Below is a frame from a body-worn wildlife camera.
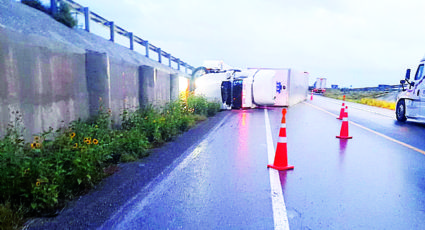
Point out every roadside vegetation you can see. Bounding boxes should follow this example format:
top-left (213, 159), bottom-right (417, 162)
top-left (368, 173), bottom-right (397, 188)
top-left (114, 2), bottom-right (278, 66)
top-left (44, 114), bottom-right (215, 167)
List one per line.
top-left (0, 94), bottom-right (221, 229)
top-left (323, 89), bottom-right (397, 110)
top-left (21, 0), bottom-right (77, 28)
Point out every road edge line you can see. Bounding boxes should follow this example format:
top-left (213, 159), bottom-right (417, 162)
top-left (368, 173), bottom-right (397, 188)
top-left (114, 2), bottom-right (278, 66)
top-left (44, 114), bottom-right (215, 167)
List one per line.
top-left (264, 108), bottom-right (290, 230)
top-left (304, 102), bottom-right (425, 156)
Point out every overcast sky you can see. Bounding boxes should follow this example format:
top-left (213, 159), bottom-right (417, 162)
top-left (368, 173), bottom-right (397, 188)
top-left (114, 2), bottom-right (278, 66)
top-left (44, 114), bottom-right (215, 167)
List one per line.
top-left (43, 0), bottom-right (425, 87)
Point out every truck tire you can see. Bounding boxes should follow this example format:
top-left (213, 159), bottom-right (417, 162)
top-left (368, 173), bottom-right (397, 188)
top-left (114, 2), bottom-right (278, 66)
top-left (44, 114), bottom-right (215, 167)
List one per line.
top-left (396, 99), bottom-right (407, 122)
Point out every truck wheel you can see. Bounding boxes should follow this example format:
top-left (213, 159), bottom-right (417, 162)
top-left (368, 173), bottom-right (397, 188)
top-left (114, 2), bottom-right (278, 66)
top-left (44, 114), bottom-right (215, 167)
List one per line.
top-left (396, 99), bottom-right (407, 122)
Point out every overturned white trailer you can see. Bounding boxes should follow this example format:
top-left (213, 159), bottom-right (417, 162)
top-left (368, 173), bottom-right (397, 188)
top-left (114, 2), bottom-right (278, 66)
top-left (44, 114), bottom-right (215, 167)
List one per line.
top-left (194, 67), bottom-right (309, 109)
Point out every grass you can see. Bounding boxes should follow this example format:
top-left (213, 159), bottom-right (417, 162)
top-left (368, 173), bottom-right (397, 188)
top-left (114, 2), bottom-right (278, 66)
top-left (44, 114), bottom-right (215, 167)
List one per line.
top-left (21, 0), bottom-right (77, 28)
top-left (323, 89), bottom-right (396, 110)
top-left (0, 93), bottom-right (221, 229)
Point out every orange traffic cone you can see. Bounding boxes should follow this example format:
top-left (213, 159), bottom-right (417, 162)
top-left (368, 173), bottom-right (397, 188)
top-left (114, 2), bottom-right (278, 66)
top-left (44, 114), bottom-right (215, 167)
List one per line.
top-left (336, 105), bottom-right (352, 139)
top-left (310, 91), bottom-right (313, 100)
top-left (268, 108), bottom-right (294, 171)
top-left (337, 95), bottom-right (346, 120)
top-left (343, 105), bottom-right (348, 118)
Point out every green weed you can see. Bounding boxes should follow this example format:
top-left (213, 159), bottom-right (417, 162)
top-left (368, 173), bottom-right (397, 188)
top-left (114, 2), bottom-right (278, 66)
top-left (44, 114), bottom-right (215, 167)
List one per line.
top-left (0, 94), bottom-right (221, 228)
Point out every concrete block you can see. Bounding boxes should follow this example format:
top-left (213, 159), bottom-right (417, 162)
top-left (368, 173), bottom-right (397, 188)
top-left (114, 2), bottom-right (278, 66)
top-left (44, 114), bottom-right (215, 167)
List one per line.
top-left (86, 50), bottom-right (111, 117)
top-left (109, 58), bottom-right (139, 125)
top-left (139, 65), bottom-right (171, 108)
top-left (170, 74), bottom-right (179, 101)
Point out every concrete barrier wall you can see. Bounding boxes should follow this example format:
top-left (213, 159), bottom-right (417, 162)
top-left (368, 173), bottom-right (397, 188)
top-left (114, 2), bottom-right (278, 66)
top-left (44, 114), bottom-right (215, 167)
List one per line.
top-left (0, 27), bottom-right (89, 139)
top-left (0, 26), bottom-right (181, 139)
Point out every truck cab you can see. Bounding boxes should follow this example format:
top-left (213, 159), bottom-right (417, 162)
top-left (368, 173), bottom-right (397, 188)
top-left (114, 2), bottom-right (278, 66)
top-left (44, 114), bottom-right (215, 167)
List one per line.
top-left (396, 55), bottom-right (425, 122)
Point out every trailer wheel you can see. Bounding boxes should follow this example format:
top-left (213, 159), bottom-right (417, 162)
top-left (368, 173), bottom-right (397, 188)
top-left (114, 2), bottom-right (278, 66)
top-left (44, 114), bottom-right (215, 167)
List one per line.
top-left (396, 99), bottom-right (407, 122)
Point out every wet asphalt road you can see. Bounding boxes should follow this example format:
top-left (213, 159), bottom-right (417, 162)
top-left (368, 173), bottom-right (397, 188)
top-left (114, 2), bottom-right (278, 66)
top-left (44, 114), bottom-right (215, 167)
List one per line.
top-left (281, 96), bottom-right (425, 229)
top-left (101, 109), bottom-right (275, 229)
top-left (28, 96), bottom-right (425, 229)
top-left (111, 96), bottom-right (425, 229)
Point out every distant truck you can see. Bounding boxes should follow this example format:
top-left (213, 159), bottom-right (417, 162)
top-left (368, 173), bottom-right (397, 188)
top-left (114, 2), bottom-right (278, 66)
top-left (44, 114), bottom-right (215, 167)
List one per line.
top-left (194, 67), bottom-right (309, 109)
top-left (396, 54), bottom-right (425, 122)
top-left (313, 78), bottom-right (327, 94)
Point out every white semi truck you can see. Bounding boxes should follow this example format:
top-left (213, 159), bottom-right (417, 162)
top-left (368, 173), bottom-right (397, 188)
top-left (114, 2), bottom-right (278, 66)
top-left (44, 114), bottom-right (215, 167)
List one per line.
top-left (194, 67), bottom-right (309, 109)
top-left (313, 78), bottom-right (327, 94)
top-left (396, 55), bottom-right (425, 122)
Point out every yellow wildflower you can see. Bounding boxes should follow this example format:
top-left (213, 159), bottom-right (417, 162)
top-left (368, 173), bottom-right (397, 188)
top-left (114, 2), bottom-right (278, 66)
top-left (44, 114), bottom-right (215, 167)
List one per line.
top-left (93, 139), bottom-right (99, 145)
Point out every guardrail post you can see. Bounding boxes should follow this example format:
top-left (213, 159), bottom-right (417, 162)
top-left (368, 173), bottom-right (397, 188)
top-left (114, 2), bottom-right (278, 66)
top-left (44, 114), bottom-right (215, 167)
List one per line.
top-left (145, 40), bottom-right (149, 58)
top-left (157, 48), bottom-right (162, 63)
top-left (50, 0), bottom-right (57, 15)
top-left (177, 59), bottom-right (181, 71)
top-left (109, 21), bottom-right (115, 42)
top-left (168, 54), bottom-right (172, 67)
top-left (129, 32), bottom-right (134, 50)
top-left (84, 7), bottom-right (90, 32)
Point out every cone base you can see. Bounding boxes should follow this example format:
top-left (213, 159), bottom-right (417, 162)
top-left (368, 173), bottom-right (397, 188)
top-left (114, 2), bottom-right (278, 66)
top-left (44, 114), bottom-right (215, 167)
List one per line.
top-left (267, 164), bottom-right (294, 171)
top-left (336, 135), bottom-right (352, 139)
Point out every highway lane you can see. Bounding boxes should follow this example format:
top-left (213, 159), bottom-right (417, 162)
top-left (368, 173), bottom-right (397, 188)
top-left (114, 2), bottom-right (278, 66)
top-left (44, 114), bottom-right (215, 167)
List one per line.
top-left (274, 97), bottom-right (425, 229)
top-left (100, 96), bottom-right (425, 229)
top-left (309, 95), bottom-right (425, 153)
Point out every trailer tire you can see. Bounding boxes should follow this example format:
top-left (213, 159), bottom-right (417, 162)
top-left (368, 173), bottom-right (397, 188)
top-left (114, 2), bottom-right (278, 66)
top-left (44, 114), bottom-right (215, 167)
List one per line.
top-left (396, 99), bottom-right (407, 122)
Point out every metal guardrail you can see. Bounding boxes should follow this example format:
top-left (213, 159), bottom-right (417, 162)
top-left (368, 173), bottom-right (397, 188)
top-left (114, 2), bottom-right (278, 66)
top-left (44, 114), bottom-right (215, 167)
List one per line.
top-left (45, 0), bottom-right (194, 74)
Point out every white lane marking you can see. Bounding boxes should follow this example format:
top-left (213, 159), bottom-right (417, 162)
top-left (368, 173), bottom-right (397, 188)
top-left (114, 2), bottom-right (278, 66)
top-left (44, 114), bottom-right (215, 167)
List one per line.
top-left (264, 109), bottom-right (290, 230)
top-left (304, 102), bottom-right (425, 156)
top-left (98, 113), bottom-right (231, 229)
